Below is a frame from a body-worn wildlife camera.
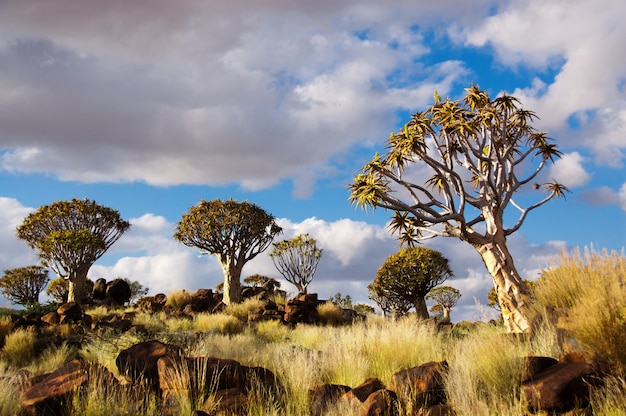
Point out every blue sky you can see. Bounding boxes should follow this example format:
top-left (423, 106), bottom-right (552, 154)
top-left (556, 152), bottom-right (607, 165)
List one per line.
top-left (1, 0), bottom-right (625, 321)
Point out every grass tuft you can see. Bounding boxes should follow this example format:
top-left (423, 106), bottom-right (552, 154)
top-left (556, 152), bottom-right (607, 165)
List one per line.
top-left (3, 327), bottom-right (37, 367)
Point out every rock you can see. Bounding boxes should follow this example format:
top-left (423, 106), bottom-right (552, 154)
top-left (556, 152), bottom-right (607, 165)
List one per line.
top-left (389, 361), bottom-right (448, 407)
top-left (357, 389), bottom-right (400, 416)
top-left (40, 312), bottom-right (60, 325)
top-left (57, 302), bottom-right (83, 323)
top-left (309, 383), bottom-right (351, 416)
top-left (345, 378), bottom-right (386, 403)
top-left (522, 356), bottom-right (559, 382)
top-left (116, 340), bottom-right (180, 384)
top-left (21, 359), bottom-right (88, 416)
top-left (284, 294), bottom-right (321, 325)
top-left (92, 278), bottom-right (107, 301)
top-left (521, 360), bottom-right (596, 413)
top-left (106, 278), bottom-right (131, 306)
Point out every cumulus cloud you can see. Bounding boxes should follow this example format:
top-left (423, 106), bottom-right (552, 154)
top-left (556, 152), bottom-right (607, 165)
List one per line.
top-left (460, 0), bottom-right (626, 138)
top-left (0, 0), bottom-right (483, 192)
top-left (0, 197), bottom-right (38, 270)
top-left (619, 183), bottom-right (626, 212)
top-left (548, 152), bottom-right (590, 188)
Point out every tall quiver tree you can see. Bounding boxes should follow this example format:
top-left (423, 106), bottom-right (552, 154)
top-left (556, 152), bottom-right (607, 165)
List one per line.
top-left (270, 233), bottom-right (323, 295)
top-left (16, 198), bottom-right (130, 303)
top-left (350, 85), bottom-right (568, 333)
top-left (174, 199), bottom-right (282, 305)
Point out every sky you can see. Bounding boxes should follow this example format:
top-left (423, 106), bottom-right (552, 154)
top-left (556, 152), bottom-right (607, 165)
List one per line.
top-left (1, 0), bottom-right (625, 321)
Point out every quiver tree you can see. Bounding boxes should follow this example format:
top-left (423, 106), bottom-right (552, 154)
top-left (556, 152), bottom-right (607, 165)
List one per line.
top-left (350, 85), bottom-right (568, 333)
top-left (16, 198), bottom-right (130, 303)
top-left (369, 246), bottom-right (453, 319)
top-left (427, 286), bottom-right (461, 322)
top-left (174, 199), bottom-right (282, 305)
top-left (0, 266), bottom-right (49, 307)
top-left (270, 233), bottom-right (323, 295)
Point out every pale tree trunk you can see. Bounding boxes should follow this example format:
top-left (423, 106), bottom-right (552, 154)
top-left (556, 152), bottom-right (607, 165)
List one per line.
top-left (442, 307), bottom-right (451, 322)
top-left (67, 269), bottom-right (89, 304)
top-left (476, 236), bottom-right (535, 333)
top-left (221, 261), bottom-right (243, 305)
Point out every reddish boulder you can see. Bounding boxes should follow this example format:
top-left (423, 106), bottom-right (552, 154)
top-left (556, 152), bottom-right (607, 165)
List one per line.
top-left (116, 340), bottom-right (180, 384)
top-left (521, 360), bottom-right (596, 412)
top-left (389, 361), bottom-right (448, 407)
top-left (357, 389), bottom-right (400, 416)
top-left (21, 359), bottom-right (88, 416)
top-left (345, 378), bottom-right (386, 403)
top-left (309, 383), bottom-right (352, 416)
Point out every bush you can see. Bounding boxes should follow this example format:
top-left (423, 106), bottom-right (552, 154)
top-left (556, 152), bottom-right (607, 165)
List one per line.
top-left (165, 289), bottom-right (192, 309)
top-left (317, 301), bottom-right (345, 325)
top-left (3, 327), bottom-right (37, 367)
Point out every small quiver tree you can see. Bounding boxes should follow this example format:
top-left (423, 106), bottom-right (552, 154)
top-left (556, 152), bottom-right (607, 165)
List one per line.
top-left (426, 286), bottom-right (461, 322)
top-left (16, 198), bottom-right (130, 303)
top-left (349, 85), bottom-right (568, 333)
top-left (370, 246), bottom-right (453, 319)
top-left (270, 233), bottom-right (322, 295)
top-left (0, 266), bottom-right (49, 307)
top-left (174, 199), bottom-right (282, 305)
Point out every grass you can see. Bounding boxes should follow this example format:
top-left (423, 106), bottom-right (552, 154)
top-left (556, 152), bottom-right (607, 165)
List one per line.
top-left (534, 246), bottom-right (626, 376)
top-left (1, 246), bottom-right (625, 415)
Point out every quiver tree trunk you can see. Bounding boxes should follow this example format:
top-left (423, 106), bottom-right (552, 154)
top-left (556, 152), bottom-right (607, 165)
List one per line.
top-left (221, 262), bottom-right (243, 305)
top-left (477, 240), bottom-right (535, 333)
top-left (67, 269), bottom-right (89, 303)
top-left (413, 297), bottom-right (430, 320)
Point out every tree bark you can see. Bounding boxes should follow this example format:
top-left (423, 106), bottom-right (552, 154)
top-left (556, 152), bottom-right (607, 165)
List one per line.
top-left (67, 270), bottom-right (88, 303)
top-left (221, 262), bottom-right (243, 305)
top-left (476, 237), bottom-right (535, 333)
top-left (413, 296), bottom-right (430, 319)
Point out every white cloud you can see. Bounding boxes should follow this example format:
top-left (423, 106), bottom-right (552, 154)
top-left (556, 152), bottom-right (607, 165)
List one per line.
top-left (548, 152), bottom-right (590, 188)
top-left (0, 197), bottom-right (38, 270)
top-left (619, 183), bottom-right (626, 211)
top-left (0, 1), bottom-right (478, 190)
top-left (461, 0), bottom-right (626, 134)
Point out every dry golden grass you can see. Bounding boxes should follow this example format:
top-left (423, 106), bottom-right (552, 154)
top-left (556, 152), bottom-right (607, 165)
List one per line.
top-left (166, 289), bottom-right (193, 309)
top-left (2, 327), bottom-right (37, 368)
top-left (534, 247), bottom-right (626, 376)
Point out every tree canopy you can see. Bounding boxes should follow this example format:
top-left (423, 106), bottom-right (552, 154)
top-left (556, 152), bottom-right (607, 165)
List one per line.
top-left (270, 233), bottom-right (323, 295)
top-left (0, 266), bottom-right (49, 307)
top-left (369, 246), bottom-right (453, 319)
top-left (174, 199), bottom-right (282, 304)
top-left (16, 198), bottom-right (130, 303)
top-left (350, 85), bottom-right (567, 332)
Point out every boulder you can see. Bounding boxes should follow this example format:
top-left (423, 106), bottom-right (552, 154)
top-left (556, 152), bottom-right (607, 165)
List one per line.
top-left (521, 360), bottom-right (596, 412)
top-left (92, 278), bottom-right (107, 301)
top-left (389, 361), bottom-right (448, 408)
top-left (57, 302), bottom-right (83, 323)
top-left (21, 359), bottom-right (88, 416)
top-left (284, 294), bottom-right (321, 325)
top-left (106, 278), bottom-right (131, 306)
top-left (357, 389), bottom-right (400, 416)
top-left (309, 383), bottom-right (351, 416)
top-left (116, 340), bottom-right (181, 385)
top-left (344, 378), bottom-right (386, 403)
